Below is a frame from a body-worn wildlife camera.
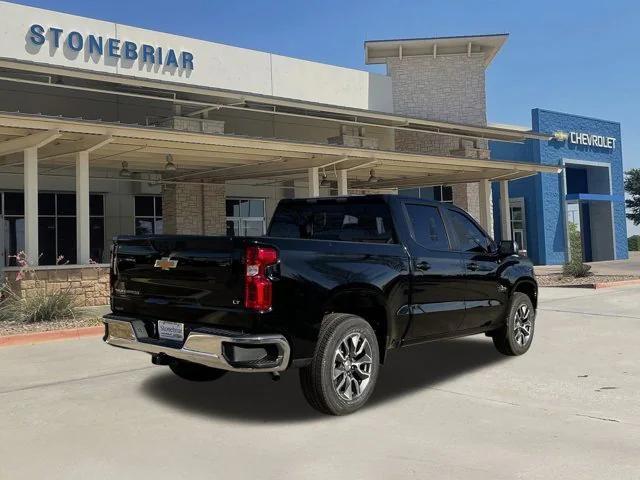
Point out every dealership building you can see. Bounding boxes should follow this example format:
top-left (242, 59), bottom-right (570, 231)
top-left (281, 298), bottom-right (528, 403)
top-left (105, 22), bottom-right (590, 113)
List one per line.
top-left (0, 2), bottom-right (628, 304)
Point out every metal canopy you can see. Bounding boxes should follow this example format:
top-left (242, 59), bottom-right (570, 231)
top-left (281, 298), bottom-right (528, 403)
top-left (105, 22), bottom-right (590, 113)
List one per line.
top-left (0, 112), bottom-right (560, 189)
top-left (365, 34), bottom-right (509, 67)
top-left (0, 59), bottom-right (549, 144)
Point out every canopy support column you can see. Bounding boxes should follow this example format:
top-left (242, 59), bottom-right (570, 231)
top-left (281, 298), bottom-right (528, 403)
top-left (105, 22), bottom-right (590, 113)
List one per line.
top-left (308, 167), bottom-right (319, 197)
top-left (500, 180), bottom-right (512, 241)
top-left (478, 179), bottom-right (493, 236)
top-left (337, 169), bottom-right (348, 196)
top-left (76, 151), bottom-right (91, 264)
top-left (24, 146), bottom-right (39, 265)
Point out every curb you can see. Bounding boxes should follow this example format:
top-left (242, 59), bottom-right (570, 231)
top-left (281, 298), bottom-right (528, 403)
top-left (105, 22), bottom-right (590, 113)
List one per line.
top-left (592, 279), bottom-right (640, 289)
top-left (0, 325), bottom-right (104, 347)
top-left (545, 279), bottom-right (640, 289)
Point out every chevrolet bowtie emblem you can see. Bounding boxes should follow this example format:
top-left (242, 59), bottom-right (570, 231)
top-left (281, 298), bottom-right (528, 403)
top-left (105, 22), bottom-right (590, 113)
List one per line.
top-left (552, 130), bottom-right (568, 142)
top-left (154, 257), bottom-right (178, 270)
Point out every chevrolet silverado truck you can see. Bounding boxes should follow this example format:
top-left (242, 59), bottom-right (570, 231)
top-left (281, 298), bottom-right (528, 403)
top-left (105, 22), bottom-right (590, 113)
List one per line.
top-left (103, 194), bottom-right (537, 415)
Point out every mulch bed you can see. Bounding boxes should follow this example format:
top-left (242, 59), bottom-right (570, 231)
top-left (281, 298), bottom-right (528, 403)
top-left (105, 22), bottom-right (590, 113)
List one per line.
top-left (537, 274), bottom-right (640, 288)
top-left (0, 316), bottom-right (102, 337)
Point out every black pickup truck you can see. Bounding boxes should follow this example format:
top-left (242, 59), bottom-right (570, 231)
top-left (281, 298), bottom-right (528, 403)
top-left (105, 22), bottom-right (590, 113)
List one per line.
top-left (104, 194), bottom-right (537, 415)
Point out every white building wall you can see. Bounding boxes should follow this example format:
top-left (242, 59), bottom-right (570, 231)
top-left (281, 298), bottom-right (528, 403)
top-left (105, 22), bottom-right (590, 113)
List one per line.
top-left (0, 1), bottom-right (393, 112)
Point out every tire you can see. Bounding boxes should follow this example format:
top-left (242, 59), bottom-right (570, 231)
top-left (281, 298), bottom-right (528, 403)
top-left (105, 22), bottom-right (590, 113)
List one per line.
top-left (169, 360), bottom-right (228, 382)
top-left (300, 313), bottom-right (380, 415)
top-left (492, 292), bottom-right (535, 356)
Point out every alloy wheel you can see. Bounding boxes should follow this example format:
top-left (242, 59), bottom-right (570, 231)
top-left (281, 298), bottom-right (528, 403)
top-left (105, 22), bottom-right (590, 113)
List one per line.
top-left (513, 304), bottom-right (533, 347)
top-left (332, 333), bottom-right (373, 401)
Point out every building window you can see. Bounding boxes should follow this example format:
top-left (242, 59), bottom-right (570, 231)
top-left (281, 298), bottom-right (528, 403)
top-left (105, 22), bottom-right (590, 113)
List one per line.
top-left (134, 196), bottom-right (163, 235)
top-left (399, 185), bottom-right (453, 203)
top-left (226, 198), bottom-right (265, 237)
top-left (1, 192), bottom-right (105, 266)
top-left (433, 185), bottom-right (453, 203)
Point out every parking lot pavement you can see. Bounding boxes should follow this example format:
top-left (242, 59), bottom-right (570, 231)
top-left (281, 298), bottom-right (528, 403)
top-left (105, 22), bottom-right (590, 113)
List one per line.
top-left (1, 287), bottom-right (639, 480)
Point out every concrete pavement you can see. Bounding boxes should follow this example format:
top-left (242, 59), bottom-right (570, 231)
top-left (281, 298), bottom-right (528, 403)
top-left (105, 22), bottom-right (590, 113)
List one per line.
top-left (1, 286), bottom-right (639, 479)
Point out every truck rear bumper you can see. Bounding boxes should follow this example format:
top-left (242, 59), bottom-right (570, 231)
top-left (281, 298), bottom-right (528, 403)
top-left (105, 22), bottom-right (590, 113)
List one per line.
top-left (103, 314), bottom-right (290, 373)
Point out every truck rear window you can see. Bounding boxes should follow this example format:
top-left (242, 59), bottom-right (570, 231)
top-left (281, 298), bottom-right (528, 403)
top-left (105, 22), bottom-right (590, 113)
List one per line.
top-left (268, 201), bottom-right (395, 243)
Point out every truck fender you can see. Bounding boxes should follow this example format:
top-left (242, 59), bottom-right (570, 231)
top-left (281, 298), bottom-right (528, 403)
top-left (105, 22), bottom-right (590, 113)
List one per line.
top-left (322, 284), bottom-right (391, 362)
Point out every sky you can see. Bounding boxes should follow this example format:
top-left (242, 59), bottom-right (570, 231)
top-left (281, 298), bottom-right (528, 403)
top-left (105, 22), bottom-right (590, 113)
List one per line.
top-left (10, 0), bottom-right (640, 234)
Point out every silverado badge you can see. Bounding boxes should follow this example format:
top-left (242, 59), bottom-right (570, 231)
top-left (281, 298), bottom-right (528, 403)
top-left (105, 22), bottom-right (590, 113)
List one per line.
top-left (154, 257), bottom-right (178, 270)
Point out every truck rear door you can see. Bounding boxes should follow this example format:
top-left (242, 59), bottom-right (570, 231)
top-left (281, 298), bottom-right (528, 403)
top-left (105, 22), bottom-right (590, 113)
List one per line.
top-left (402, 202), bottom-right (466, 340)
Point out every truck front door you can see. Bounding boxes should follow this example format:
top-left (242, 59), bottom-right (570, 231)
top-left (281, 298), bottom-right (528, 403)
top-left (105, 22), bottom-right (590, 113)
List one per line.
top-left (402, 203), bottom-right (466, 341)
top-left (443, 207), bottom-right (505, 331)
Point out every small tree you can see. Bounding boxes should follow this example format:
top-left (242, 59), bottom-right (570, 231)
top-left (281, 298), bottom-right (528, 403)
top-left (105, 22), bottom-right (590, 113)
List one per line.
top-left (625, 169), bottom-right (640, 226)
top-left (563, 221), bottom-right (591, 277)
top-left (567, 222), bottom-right (583, 262)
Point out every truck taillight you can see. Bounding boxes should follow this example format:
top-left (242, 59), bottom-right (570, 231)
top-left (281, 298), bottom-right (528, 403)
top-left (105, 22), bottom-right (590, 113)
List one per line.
top-left (244, 246), bottom-right (278, 312)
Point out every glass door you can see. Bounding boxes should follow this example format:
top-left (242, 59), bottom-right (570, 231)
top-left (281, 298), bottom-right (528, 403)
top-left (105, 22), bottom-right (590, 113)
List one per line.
top-left (509, 199), bottom-right (527, 251)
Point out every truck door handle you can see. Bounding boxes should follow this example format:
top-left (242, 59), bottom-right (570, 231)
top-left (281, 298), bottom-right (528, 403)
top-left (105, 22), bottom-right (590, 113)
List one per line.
top-left (415, 261), bottom-right (431, 271)
top-left (467, 262), bottom-right (479, 271)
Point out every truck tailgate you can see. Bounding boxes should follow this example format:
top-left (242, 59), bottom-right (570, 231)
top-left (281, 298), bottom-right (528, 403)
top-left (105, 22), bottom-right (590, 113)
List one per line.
top-left (111, 235), bottom-right (245, 322)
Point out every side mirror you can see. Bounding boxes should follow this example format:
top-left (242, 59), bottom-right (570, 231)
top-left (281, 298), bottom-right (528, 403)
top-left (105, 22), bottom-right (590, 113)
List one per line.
top-left (499, 240), bottom-right (518, 256)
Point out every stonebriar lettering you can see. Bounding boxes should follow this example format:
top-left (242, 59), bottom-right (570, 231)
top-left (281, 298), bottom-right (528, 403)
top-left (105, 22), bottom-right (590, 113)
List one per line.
top-left (28, 24), bottom-right (194, 70)
top-left (569, 131), bottom-right (616, 149)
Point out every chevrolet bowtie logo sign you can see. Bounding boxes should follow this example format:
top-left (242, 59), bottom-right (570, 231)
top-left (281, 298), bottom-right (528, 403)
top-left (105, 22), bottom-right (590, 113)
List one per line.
top-left (552, 131), bottom-right (569, 142)
top-left (154, 257), bottom-right (178, 270)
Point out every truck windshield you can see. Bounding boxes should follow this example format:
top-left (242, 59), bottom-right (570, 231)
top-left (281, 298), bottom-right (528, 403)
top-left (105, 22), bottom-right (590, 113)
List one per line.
top-left (268, 201), bottom-right (395, 244)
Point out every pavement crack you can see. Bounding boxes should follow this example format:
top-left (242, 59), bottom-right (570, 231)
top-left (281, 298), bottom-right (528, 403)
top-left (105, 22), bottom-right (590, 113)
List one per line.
top-left (428, 387), bottom-right (521, 407)
top-left (575, 413), bottom-right (620, 423)
top-left (0, 366), bottom-right (154, 395)
top-left (538, 308), bottom-right (640, 320)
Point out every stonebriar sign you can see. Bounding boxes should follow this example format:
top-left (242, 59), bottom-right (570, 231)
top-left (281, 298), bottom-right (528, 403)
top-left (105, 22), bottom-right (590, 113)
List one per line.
top-left (28, 24), bottom-right (194, 70)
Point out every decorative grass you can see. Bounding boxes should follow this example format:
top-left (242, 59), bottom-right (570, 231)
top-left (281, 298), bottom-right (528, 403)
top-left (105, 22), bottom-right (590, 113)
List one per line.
top-left (0, 284), bottom-right (80, 323)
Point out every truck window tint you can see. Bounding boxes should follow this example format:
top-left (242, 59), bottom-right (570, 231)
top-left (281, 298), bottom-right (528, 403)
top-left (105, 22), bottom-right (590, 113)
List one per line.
top-left (405, 204), bottom-right (450, 250)
top-left (447, 210), bottom-right (491, 252)
top-left (269, 203), bottom-right (394, 243)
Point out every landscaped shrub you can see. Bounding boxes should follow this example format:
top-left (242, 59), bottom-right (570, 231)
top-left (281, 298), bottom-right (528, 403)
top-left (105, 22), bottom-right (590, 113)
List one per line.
top-left (563, 221), bottom-right (592, 278)
top-left (0, 251), bottom-right (81, 323)
top-left (562, 261), bottom-right (592, 278)
top-left (628, 235), bottom-right (640, 252)
top-left (0, 284), bottom-right (78, 323)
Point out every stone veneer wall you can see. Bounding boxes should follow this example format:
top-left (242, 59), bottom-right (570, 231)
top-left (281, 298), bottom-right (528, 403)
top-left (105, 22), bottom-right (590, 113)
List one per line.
top-left (387, 54), bottom-right (489, 224)
top-left (163, 182), bottom-right (226, 235)
top-left (4, 265), bottom-right (110, 307)
top-left (388, 55), bottom-right (487, 124)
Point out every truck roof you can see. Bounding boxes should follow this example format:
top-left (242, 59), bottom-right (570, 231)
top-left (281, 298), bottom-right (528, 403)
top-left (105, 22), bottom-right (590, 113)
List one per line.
top-left (277, 194), bottom-right (463, 210)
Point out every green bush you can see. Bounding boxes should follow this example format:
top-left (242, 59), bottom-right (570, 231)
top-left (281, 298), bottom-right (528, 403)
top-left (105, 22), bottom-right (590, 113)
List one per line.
top-left (562, 261), bottom-right (592, 278)
top-left (0, 284), bottom-right (79, 323)
top-left (563, 221), bottom-right (592, 278)
top-left (629, 235), bottom-right (640, 252)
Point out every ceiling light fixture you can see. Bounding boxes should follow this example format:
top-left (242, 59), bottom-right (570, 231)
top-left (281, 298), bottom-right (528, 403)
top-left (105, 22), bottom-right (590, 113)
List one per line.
top-left (320, 171), bottom-right (330, 187)
top-left (119, 161), bottom-right (132, 178)
top-left (164, 154), bottom-right (177, 171)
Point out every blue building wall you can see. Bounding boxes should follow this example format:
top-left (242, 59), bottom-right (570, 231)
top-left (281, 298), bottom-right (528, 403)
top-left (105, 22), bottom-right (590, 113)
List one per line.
top-left (490, 140), bottom-right (542, 264)
top-left (490, 108), bottom-right (628, 265)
